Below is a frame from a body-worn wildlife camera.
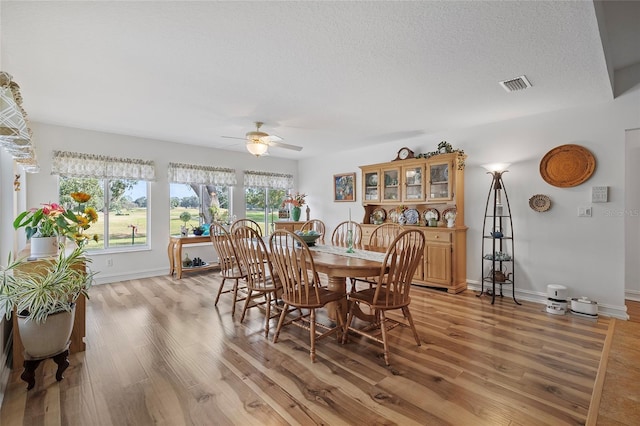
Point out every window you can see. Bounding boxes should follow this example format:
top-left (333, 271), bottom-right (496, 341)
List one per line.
top-left (169, 183), bottom-right (231, 234)
top-left (244, 171), bottom-right (294, 236)
top-left (52, 151), bottom-right (156, 252)
top-left (59, 177), bottom-right (149, 249)
top-left (167, 163), bottom-right (236, 234)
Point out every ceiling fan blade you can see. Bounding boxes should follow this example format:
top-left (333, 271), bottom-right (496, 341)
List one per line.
top-left (221, 136), bottom-right (246, 140)
top-left (268, 140), bottom-right (303, 151)
top-left (260, 134), bottom-right (283, 142)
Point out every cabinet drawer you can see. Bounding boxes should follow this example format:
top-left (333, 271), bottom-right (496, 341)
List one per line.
top-left (423, 230), bottom-right (452, 243)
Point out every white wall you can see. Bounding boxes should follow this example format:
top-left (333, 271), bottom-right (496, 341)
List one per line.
top-left (299, 85), bottom-right (640, 319)
top-left (24, 122), bottom-right (298, 284)
top-left (625, 128), bottom-right (640, 301)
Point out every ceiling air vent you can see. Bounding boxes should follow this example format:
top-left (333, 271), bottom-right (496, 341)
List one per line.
top-left (499, 75), bottom-right (532, 92)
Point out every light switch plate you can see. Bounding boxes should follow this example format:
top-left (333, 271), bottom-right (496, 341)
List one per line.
top-left (592, 186), bottom-right (608, 203)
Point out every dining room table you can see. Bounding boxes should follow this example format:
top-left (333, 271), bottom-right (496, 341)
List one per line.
top-left (304, 243), bottom-right (387, 323)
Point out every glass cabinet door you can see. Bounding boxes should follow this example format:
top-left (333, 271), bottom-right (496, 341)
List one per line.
top-left (427, 160), bottom-right (453, 202)
top-left (402, 165), bottom-right (425, 202)
top-left (382, 167), bottom-right (400, 203)
top-left (362, 170), bottom-right (380, 203)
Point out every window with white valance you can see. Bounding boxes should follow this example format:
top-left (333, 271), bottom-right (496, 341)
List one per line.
top-left (51, 151), bottom-right (156, 181)
top-left (168, 162), bottom-right (237, 185)
top-left (244, 170), bottom-right (293, 189)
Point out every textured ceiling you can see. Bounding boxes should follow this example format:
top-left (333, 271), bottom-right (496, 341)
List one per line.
top-left (0, 1), bottom-right (634, 160)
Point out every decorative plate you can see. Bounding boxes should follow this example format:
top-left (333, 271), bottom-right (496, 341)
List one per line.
top-left (540, 144), bottom-right (596, 188)
top-left (367, 174), bottom-right (378, 186)
top-left (389, 210), bottom-right (400, 223)
top-left (441, 207), bottom-right (457, 220)
top-left (422, 207), bottom-right (439, 222)
top-left (371, 207), bottom-right (386, 223)
top-left (529, 194), bottom-right (551, 212)
top-left (404, 208), bottom-right (419, 225)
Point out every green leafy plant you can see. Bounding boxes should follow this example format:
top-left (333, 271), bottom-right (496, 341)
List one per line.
top-left (179, 211), bottom-right (192, 225)
top-left (0, 247), bottom-right (96, 323)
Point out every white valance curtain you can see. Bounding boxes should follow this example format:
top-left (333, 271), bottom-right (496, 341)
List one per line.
top-left (51, 151), bottom-right (156, 181)
top-left (168, 162), bottom-right (237, 185)
top-left (244, 170), bottom-right (294, 189)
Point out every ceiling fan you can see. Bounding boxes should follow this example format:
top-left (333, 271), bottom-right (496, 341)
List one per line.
top-left (222, 122), bottom-right (303, 157)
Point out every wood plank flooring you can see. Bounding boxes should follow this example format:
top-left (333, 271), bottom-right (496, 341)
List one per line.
top-left (0, 273), bottom-right (616, 425)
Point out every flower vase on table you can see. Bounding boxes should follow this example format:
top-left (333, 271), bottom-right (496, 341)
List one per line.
top-left (291, 206), bottom-right (301, 222)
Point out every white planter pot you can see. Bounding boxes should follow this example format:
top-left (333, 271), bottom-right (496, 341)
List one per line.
top-left (30, 236), bottom-right (59, 258)
top-left (18, 305), bottom-right (75, 359)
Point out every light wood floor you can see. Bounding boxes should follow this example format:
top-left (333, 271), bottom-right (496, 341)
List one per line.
top-left (0, 273), bottom-right (618, 425)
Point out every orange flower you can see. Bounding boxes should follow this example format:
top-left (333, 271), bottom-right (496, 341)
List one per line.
top-left (71, 192), bottom-right (91, 203)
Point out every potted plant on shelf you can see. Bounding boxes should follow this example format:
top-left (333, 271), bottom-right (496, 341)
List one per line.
top-left (6, 191), bottom-right (99, 388)
top-left (179, 211), bottom-right (192, 236)
top-left (13, 192), bottom-right (99, 256)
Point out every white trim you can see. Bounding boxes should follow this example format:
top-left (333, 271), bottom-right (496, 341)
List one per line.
top-left (625, 289), bottom-right (640, 301)
top-left (466, 280), bottom-right (630, 320)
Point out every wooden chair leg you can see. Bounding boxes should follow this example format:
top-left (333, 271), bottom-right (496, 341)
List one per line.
top-left (240, 289), bottom-right (253, 323)
top-left (264, 292), bottom-right (271, 338)
top-left (214, 277), bottom-right (227, 306)
top-left (231, 278), bottom-right (239, 317)
top-left (379, 310), bottom-right (391, 366)
top-left (309, 309), bottom-right (317, 362)
top-left (272, 304), bottom-right (289, 343)
top-left (402, 306), bottom-right (421, 346)
top-left (342, 302), bottom-right (356, 344)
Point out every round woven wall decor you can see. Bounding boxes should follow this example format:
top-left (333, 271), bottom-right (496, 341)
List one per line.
top-left (539, 144), bottom-right (596, 188)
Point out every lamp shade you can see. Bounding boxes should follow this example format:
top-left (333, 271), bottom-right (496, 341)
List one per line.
top-left (246, 140), bottom-right (269, 157)
top-left (482, 163), bottom-right (511, 173)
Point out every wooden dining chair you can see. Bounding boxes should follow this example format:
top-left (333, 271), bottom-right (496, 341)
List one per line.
top-left (343, 229), bottom-right (425, 366)
top-left (209, 222), bottom-right (247, 317)
top-left (350, 223), bottom-right (404, 292)
top-left (331, 221), bottom-right (362, 246)
top-left (230, 218), bottom-right (263, 237)
top-left (231, 225), bottom-right (282, 337)
top-left (269, 229), bottom-right (345, 362)
top-left (300, 219), bottom-right (326, 243)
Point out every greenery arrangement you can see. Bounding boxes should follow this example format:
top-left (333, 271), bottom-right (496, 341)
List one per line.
top-left (0, 246), bottom-right (96, 323)
top-left (415, 141), bottom-right (466, 169)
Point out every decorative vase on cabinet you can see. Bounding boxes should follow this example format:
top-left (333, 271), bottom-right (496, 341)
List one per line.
top-left (291, 206), bottom-right (301, 222)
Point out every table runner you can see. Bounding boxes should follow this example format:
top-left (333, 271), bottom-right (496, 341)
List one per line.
top-left (309, 244), bottom-right (387, 262)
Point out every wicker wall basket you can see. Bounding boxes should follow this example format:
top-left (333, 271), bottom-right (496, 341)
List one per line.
top-left (539, 144), bottom-right (596, 188)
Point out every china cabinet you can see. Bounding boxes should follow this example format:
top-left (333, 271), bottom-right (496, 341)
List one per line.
top-left (359, 152), bottom-right (467, 293)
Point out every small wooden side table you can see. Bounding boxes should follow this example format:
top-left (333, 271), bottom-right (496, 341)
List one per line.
top-left (167, 235), bottom-right (219, 279)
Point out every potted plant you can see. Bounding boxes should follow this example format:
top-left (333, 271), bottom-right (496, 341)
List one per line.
top-left (13, 202), bottom-right (66, 258)
top-left (179, 211), bottom-right (192, 236)
top-left (0, 246), bottom-right (96, 362)
top-left (13, 192), bottom-right (99, 256)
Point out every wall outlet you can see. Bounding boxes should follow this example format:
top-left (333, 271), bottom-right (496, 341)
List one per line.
top-left (106, 258), bottom-right (113, 267)
top-left (578, 207), bottom-right (592, 217)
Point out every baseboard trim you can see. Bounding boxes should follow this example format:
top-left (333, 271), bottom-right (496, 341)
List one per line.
top-left (466, 281), bottom-right (629, 320)
top-left (625, 289), bottom-right (640, 301)
top-left (93, 267), bottom-right (168, 285)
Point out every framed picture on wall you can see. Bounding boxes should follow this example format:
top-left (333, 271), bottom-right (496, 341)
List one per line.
top-left (334, 172), bottom-right (356, 202)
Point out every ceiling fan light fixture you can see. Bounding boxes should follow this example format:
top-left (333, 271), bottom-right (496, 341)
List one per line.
top-left (246, 140), bottom-right (269, 157)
